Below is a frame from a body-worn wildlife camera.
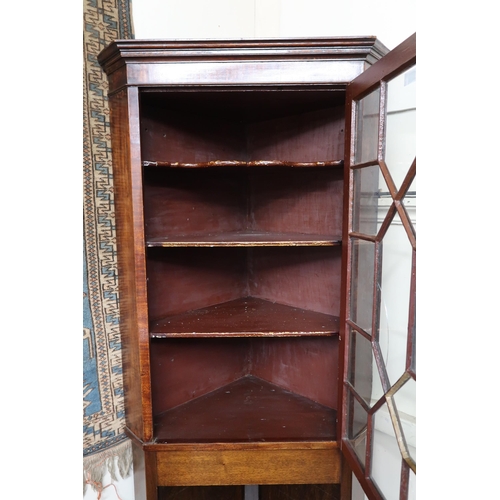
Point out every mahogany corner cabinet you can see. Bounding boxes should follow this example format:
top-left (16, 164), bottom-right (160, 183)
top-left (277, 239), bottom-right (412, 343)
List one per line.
top-left (98, 35), bottom-right (416, 500)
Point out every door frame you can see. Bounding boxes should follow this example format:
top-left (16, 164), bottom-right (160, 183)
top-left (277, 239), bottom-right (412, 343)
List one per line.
top-left (339, 32), bottom-right (416, 500)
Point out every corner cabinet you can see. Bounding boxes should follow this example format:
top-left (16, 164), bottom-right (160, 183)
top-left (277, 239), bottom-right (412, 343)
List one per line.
top-left (98, 35), bottom-right (416, 500)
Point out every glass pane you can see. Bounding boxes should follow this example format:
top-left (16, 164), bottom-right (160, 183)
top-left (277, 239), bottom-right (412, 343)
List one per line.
top-left (346, 389), bottom-right (368, 469)
top-left (348, 328), bottom-right (374, 406)
top-left (354, 87), bottom-right (380, 165)
top-left (385, 66), bottom-right (416, 190)
top-left (371, 402), bottom-right (401, 500)
top-left (402, 176), bottom-right (416, 232)
top-left (410, 309), bottom-right (416, 373)
top-left (378, 211), bottom-right (413, 386)
top-left (393, 377), bottom-right (416, 464)
top-left (351, 473), bottom-right (367, 500)
top-left (350, 239), bottom-right (376, 335)
top-left (352, 165), bottom-right (390, 236)
top-left (409, 468), bottom-right (416, 500)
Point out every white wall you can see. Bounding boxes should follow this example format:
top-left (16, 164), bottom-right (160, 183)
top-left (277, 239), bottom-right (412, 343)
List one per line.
top-left (90, 2), bottom-right (416, 499)
top-left (131, 0), bottom-right (415, 49)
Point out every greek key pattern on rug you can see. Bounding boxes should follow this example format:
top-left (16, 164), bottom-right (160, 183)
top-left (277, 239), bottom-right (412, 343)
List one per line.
top-left (83, 0), bottom-right (134, 456)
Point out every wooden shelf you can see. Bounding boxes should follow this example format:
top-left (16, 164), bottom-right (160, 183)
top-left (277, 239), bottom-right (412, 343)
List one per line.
top-left (146, 231), bottom-right (342, 247)
top-left (143, 160), bottom-right (343, 169)
top-left (154, 375), bottom-right (337, 443)
top-left (150, 297), bottom-right (339, 338)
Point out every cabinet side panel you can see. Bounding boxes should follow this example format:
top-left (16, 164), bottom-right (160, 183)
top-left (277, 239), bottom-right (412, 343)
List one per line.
top-left (109, 88), bottom-right (153, 440)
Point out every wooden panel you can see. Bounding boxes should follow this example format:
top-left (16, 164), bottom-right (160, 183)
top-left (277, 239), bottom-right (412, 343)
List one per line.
top-left (109, 87), bottom-right (153, 441)
top-left (156, 445), bottom-right (342, 486)
top-left (247, 105), bottom-right (345, 162)
top-left (150, 338), bottom-right (249, 414)
top-left (145, 451), bottom-right (159, 500)
top-left (140, 106), bottom-right (246, 163)
top-left (250, 246), bottom-right (342, 316)
top-left (146, 247), bottom-right (247, 319)
top-left (143, 168), bottom-right (248, 240)
top-left (251, 337), bottom-right (339, 409)
top-left (250, 168), bottom-right (344, 237)
top-left (126, 60), bottom-right (369, 87)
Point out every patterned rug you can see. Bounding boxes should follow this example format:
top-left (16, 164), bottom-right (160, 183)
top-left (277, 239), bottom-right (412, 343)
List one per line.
top-left (83, 0), bottom-right (134, 491)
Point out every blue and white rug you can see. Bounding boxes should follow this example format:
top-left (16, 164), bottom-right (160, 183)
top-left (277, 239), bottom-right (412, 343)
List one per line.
top-left (83, 0), bottom-right (134, 492)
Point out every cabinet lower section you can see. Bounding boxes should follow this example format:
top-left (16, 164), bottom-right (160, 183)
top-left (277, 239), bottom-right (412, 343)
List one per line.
top-left (155, 443), bottom-right (342, 486)
top-left (132, 437), bottom-right (342, 488)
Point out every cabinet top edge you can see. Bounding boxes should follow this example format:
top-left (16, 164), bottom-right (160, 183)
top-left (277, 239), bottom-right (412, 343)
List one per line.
top-left (98, 36), bottom-right (389, 73)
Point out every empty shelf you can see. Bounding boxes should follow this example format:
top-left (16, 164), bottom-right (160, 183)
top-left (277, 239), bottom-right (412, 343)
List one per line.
top-left (154, 375), bottom-right (337, 443)
top-left (146, 231), bottom-right (341, 247)
top-left (150, 297), bottom-right (339, 338)
top-left (143, 160), bottom-right (343, 168)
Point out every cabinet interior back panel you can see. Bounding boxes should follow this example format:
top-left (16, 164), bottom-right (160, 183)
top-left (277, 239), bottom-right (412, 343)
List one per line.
top-left (249, 168), bottom-right (344, 236)
top-left (246, 105), bottom-right (345, 162)
top-left (140, 107), bottom-right (247, 162)
top-left (146, 246), bottom-right (341, 319)
top-left (250, 337), bottom-right (339, 409)
top-left (143, 168), bottom-right (249, 239)
top-left (150, 338), bottom-right (250, 415)
top-left (150, 336), bottom-right (338, 414)
top-left (143, 167), bottom-right (343, 240)
top-left (139, 90), bottom-right (346, 163)
top-left (249, 246), bottom-right (342, 317)
top-left (146, 247), bottom-right (248, 319)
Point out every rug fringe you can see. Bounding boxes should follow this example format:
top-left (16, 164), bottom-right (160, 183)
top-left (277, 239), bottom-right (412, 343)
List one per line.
top-left (83, 439), bottom-right (133, 494)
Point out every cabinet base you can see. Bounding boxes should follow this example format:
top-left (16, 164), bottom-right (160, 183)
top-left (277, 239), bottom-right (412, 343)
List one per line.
top-left (153, 443), bottom-right (341, 486)
top-left (130, 437), bottom-right (346, 499)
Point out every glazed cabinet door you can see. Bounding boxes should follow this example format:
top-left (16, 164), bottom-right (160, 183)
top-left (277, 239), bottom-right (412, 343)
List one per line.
top-left (341, 33), bottom-right (416, 500)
